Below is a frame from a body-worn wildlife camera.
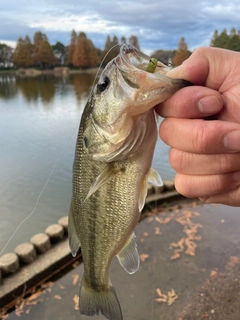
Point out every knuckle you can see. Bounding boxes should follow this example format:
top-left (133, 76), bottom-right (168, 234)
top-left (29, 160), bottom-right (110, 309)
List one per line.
top-left (174, 174), bottom-right (195, 198)
top-left (169, 148), bottom-right (187, 173)
top-left (217, 154), bottom-right (233, 172)
top-left (192, 121), bottom-right (209, 153)
top-left (192, 46), bottom-right (211, 58)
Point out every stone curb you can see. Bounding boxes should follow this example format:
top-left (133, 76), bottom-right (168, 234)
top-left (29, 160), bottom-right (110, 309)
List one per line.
top-left (0, 180), bottom-right (182, 308)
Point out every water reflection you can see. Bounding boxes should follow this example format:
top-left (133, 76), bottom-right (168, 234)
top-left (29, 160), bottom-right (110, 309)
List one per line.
top-left (0, 73), bottom-right (96, 108)
top-left (69, 74), bottom-right (96, 101)
top-left (0, 74), bottom-right (18, 100)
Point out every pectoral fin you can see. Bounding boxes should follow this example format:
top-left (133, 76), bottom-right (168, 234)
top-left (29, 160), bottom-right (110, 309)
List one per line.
top-left (138, 174), bottom-right (148, 212)
top-left (138, 168), bottom-right (163, 212)
top-left (116, 233), bottom-right (139, 274)
top-left (84, 165), bottom-right (114, 201)
top-left (148, 167), bottom-right (163, 186)
top-left (68, 202), bottom-right (81, 257)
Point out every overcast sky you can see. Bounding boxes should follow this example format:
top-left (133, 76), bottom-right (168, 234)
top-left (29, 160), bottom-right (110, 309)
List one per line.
top-left (1, 0), bottom-right (240, 54)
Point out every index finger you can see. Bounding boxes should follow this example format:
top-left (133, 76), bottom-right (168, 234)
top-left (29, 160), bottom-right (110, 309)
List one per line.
top-left (155, 85), bottom-right (223, 118)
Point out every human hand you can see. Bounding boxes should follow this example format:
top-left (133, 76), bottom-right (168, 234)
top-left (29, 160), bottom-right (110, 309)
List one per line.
top-left (155, 47), bottom-right (240, 206)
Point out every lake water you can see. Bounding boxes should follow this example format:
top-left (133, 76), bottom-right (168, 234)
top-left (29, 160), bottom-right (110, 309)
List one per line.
top-left (0, 73), bottom-right (175, 253)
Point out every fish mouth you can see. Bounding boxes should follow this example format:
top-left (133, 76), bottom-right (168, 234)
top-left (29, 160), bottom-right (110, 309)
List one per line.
top-left (115, 44), bottom-right (172, 77)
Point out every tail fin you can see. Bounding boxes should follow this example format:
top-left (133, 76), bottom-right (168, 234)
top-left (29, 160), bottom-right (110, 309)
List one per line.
top-left (79, 277), bottom-right (122, 320)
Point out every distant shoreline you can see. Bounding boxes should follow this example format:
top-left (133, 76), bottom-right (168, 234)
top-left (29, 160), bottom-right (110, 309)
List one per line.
top-left (0, 67), bottom-right (101, 76)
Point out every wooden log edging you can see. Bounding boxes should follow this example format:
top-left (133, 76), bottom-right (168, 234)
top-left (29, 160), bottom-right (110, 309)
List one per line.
top-left (0, 180), bottom-right (181, 308)
top-left (0, 216), bottom-right (69, 281)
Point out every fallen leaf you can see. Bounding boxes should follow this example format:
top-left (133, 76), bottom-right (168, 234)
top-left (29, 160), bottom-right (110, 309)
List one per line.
top-left (72, 261), bottom-right (80, 268)
top-left (0, 312), bottom-right (9, 320)
top-left (154, 227), bottom-right (161, 235)
top-left (140, 254), bottom-right (149, 262)
top-left (72, 274), bottom-right (79, 286)
top-left (54, 295), bottom-right (62, 300)
top-left (73, 294), bottom-right (79, 310)
top-left (15, 300), bottom-right (24, 317)
top-left (143, 232), bottom-right (149, 237)
top-left (41, 281), bottom-right (54, 289)
top-left (26, 291), bottom-right (42, 302)
top-left (170, 251), bottom-right (181, 260)
top-left (210, 269), bottom-right (218, 277)
top-left (155, 288), bottom-right (168, 303)
top-left (171, 238), bottom-right (185, 249)
top-left (155, 297), bottom-right (168, 303)
top-left (155, 216), bottom-right (172, 224)
top-left (58, 283), bottom-right (65, 289)
top-left (167, 289), bottom-right (178, 306)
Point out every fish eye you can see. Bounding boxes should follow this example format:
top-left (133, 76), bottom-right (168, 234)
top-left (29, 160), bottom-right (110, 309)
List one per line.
top-left (97, 76), bottom-right (110, 93)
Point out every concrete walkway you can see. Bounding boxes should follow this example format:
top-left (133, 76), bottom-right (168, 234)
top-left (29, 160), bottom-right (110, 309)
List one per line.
top-left (2, 201), bottom-right (240, 320)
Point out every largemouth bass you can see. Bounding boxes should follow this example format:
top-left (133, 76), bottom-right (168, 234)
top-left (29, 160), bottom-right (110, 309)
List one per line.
top-left (68, 44), bottom-right (191, 320)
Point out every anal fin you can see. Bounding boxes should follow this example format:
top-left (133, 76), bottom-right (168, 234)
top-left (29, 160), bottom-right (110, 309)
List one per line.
top-left (116, 233), bottom-right (139, 274)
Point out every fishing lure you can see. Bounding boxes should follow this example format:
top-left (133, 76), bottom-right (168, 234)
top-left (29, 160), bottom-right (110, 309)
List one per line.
top-left (147, 57), bottom-right (158, 73)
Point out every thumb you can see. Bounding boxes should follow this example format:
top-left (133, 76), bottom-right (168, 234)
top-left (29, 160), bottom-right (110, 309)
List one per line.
top-left (166, 47), bottom-right (240, 90)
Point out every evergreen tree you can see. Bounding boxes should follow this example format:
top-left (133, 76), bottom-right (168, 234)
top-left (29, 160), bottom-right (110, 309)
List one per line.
top-left (88, 39), bottom-right (100, 67)
top-left (210, 28), bottom-right (240, 51)
top-left (112, 35), bottom-right (119, 47)
top-left (151, 50), bottom-right (174, 66)
top-left (213, 29), bottom-right (229, 48)
top-left (129, 35), bottom-right (140, 50)
top-left (173, 37), bottom-right (190, 66)
top-left (104, 35), bottom-right (112, 51)
top-left (210, 30), bottom-right (219, 46)
top-left (121, 36), bottom-right (126, 44)
top-left (230, 27), bottom-right (236, 37)
top-left (101, 35), bottom-right (118, 67)
top-left (228, 34), bottom-right (240, 51)
top-left (52, 41), bottom-right (66, 65)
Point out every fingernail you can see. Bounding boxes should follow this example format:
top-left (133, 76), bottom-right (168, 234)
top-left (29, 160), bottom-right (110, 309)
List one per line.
top-left (198, 95), bottom-right (221, 114)
top-left (232, 171), bottom-right (240, 182)
top-left (223, 130), bottom-right (240, 152)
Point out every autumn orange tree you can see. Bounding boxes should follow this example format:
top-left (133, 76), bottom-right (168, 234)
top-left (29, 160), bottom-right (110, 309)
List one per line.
top-left (35, 39), bottom-right (57, 68)
top-left (32, 31), bottom-right (56, 68)
top-left (72, 32), bottom-right (99, 68)
top-left (173, 37), bottom-right (190, 66)
top-left (33, 31), bottom-right (47, 66)
top-left (12, 36), bottom-right (33, 67)
top-left (67, 30), bottom-right (77, 66)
